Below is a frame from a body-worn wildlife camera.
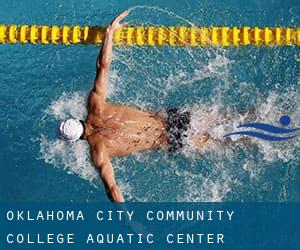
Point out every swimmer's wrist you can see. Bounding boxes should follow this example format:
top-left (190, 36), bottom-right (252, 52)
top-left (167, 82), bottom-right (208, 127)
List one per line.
top-left (106, 25), bottom-right (116, 36)
top-left (106, 26), bottom-right (112, 33)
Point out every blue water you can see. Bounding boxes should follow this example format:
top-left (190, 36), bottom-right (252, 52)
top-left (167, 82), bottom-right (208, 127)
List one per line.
top-left (0, 0), bottom-right (299, 202)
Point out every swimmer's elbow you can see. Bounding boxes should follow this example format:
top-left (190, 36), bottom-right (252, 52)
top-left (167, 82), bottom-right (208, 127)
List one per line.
top-left (108, 184), bottom-right (125, 202)
top-left (92, 156), bottom-right (104, 169)
top-left (100, 58), bottom-right (111, 71)
top-left (96, 57), bottom-right (110, 72)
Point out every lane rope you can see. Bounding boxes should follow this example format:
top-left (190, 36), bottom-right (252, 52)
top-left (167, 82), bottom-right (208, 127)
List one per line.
top-left (0, 25), bottom-right (299, 46)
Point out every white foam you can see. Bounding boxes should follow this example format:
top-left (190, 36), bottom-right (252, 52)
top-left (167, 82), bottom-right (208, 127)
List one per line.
top-left (45, 91), bottom-right (87, 120)
top-left (180, 89), bottom-right (300, 163)
top-left (39, 92), bottom-right (98, 185)
top-left (37, 6), bottom-right (299, 202)
top-left (39, 134), bottom-right (97, 183)
top-left (253, 90), bottom-right (300, 162)
top-left (175, 165), bottom-right (234, 202)
top-left (38, 70), bottom-right (300, 203)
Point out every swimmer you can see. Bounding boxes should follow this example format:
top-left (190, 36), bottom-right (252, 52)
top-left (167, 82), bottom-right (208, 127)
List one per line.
top-left (58, 11), bottom-right (211, 202)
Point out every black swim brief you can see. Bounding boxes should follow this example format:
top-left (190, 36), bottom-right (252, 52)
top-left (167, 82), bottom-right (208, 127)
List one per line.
top-left (166, 108), bottom-right (191, 153)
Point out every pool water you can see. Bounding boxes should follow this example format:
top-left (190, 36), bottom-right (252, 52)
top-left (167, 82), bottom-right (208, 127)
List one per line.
top-left (0, 0), bottom-right (299, 202)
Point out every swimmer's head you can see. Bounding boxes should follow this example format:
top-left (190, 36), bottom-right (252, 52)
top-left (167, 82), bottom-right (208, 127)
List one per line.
top-left (57, 118), bottom-right (84, 142)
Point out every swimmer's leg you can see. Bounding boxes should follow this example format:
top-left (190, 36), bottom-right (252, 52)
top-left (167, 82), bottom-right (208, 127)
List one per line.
top-left (192, 133), bottom-right (254, 148)
top-left (189, 114), bottom-right (217, 147)
top-left (190, 107), bottom-right (258, 148)
top-left (192, 132), bottom-right (211, 147)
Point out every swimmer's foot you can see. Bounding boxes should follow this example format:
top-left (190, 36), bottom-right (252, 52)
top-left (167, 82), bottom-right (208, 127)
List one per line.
top-left (193, 133), bottom-right (210, 147)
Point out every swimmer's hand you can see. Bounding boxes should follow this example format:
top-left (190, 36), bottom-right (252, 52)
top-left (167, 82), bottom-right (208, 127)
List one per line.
top-left (107, 10), bottom-right (129, 33)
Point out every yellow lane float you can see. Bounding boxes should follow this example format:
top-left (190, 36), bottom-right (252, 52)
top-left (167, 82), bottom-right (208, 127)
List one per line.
top-left (0, 25), bottom-right (299, 46)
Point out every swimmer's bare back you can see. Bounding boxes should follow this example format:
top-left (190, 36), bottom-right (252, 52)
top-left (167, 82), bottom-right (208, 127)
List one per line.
top-left (86, 102), bottom-right (168, 156)
top-left (81, 11), bottom-right (168, 202)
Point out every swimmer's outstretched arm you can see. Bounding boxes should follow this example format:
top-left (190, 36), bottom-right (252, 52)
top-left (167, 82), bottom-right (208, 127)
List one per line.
top-left (93, 11), bottom-right (129, 101)
top-left (92, 143), bottom-right (125, 202)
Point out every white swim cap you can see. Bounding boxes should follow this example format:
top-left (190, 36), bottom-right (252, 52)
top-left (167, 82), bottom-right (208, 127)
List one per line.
top-left (58, 118), bottom-right (84, 142)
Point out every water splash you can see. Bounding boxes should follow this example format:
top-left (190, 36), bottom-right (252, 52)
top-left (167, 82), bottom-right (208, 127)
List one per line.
top-left (37, 6), bottom-right (299, 202)
top-left (38, 89), bottom-right (300, 202)
top-left (39, 134), bottom-right (98, 185)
